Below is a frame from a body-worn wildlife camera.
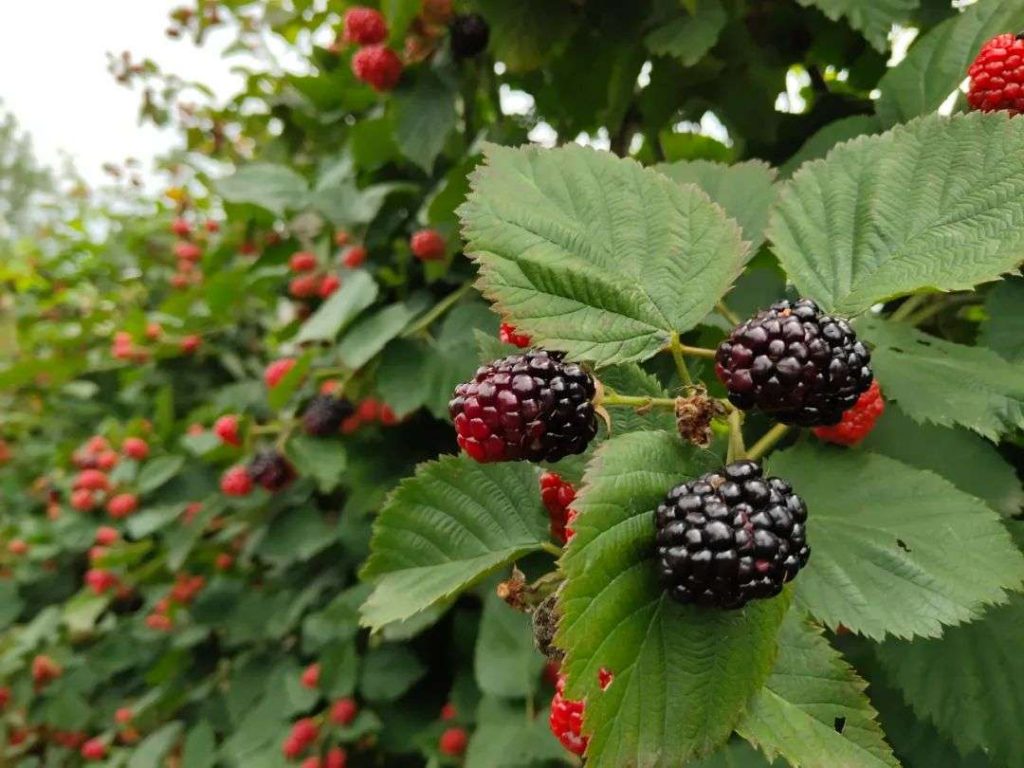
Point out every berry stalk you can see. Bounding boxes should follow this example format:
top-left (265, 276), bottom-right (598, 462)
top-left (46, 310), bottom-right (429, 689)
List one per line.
top-left (746, 423), bottom-right (791, 462)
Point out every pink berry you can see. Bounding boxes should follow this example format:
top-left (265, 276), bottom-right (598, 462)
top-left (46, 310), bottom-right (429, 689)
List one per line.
top-left (122, 437), bottom-right (149, 460)
top-left (410, 229), bottom-right (445, 261)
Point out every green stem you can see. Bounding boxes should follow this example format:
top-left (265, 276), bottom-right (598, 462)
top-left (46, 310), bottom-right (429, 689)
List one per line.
top-left (678, 343), bottom-right (717, 360)
top-left (402, 282), bottom-right (474, 338)
top-left (747, 424), bottom-right (791, 462)
top-left (726, 409), bottom-right (745, 462)
top-left (540, 541), bottom-right (562, 558)
top-left (890, 293), bottom-right (929, 323)
top-left (668, 333), bottom-right (693, 385)
top-left (716, 301), bottom-right (741, 326)
top-left (601, 393), bottom-right (677, 409)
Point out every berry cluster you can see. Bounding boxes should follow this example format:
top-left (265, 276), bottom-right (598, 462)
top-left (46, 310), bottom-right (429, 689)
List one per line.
top-left (344, 7), bottom-right (403, 91)
top-left (112, 326), bottom-right (201, 362)
top-left (66, 435), bottom-right (148, 519)
top-left (278, 672), bottom-right (359, 765)
top-left (167, 214), bottom-right (219, 290)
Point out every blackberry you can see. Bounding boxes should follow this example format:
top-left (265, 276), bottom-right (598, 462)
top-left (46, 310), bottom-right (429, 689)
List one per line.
top-left (247, 449), bottom-right (296, 492)
top-left (654, 460), bottom-right (809, 609)
top-left (450, 13), bottom-right (489, 59)
top-left (449, 350), bottom-right (597, 463)
top-left (715, 298), bottom-right (872, 427)
top-left (301, 394), bottom-right (355, 436)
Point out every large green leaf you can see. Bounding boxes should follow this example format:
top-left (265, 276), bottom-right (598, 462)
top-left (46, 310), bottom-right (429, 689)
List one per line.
top-left (360, 456), bottom-right (549, 630)
top-left (795, 0), bottom-right (917, 51)
top-left (128, 722), bottom-right (185, 768)
top-left (465, 699), bottom-right (568, 768)
top-left (285, 435), bottom-right (347, 493)
top-left (737, 611), bottom-right (897, 768)
top-left (460, 144), bottom-right (749, 365)
top-left (474, 594), bottom-right (544, 699)
top-left (296, 271), bottom-right (379, 344)
top-left (393, 71), bottom-right (458, 172)
top-left (876, 0), bottom-right (1024, 126)
top-left (766, 443), bottom-right (1024, 639)
top-left (655, 159), bottom-right (777, 250)
top-left (860, 317), bottom-right (1024, 440)
top-left (769, 113), bottom-right (1024, 315)
top-left (337, 303), bottom-right (415, 370)
top-left (644, 0), bottom-right (727, 66)
top-left (216, 163), bottom-right (308, 216)
top-left (860, 404), bottom-right (1024, 517)
top-left (980, 276), bottom-right (1024, 362)
top-left (557, 431), bottom-right (788, 767)
top-left (877, 595), bottom-right (1024, 766)
top-left (780, 115), bottom-right (882, 178)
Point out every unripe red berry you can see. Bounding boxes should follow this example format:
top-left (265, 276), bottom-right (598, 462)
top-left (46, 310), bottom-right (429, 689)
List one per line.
top-left (300, 663), bottom-right (321, 690)
top-left (72, 489), bottom-right (96, 512)
top-left (221, 466), bottom-right (253, 496)
top-left (813, 380), bottom-right (885, 446)
top-left (0, 686), bottom-right (10, 709)
top-left (174, 241), bottom-right (202, 262)
top-left (122, 437), bottom-right (149, 460)
top-left (7, 539), bottom-right (28, 556)
top-left (500, 323), bottom-right (531, 348)
top-left (145, 322), bottom-right (163, 341)
top-left (205, 219), bottom-right (220, 233)
top-left (215, 552), bottom-right (234, 571)
top-left (146, 613), bottom-right (173, 631)
top-left (291, 717), bottom-right (319, 745)
top-left (290, 250), bottom-right (318, 272)
top-left (95, 526), bottom-right (120, 546)
top-left (75, 469), bottom-right (110, 492)
top-left (439, 727), bottom-right (468, 756)
top-left (107, 493), bottom-right (139, 519)
top-left (85, 569), bottom-right (118, 595)
top-left (440, 702), bottom-right (457, 721)
top-left (968, 33), bottom-right (1024, 113)
top-left (265, 358), bottom-right (298, 388)
top-left (549, 675), bottom-right (587, 756)
top-left (334, 231), bottom-right (350, 247)
top-left (540, 472), bottom-right (577, 544)
top-left (301, 758), bottom-right (322, 768)
top-left (180, 334), bottom-right (202, 354)
top-left (96, 450), bottom-right (119, 471)
top-left (170, 273), bottom-right (190, 290)
top-left (351, 45), bottom-right (403, 91)
top-left (32, 654), bottom-right (61, 686)
top-left (115, 707), bottom-right (133, 725)
top-left (330, 698), bottom-right (358, 725)
top-left (344, 7), bottom-right (388, 45)
top-left (80, 737), bottom-right (107, 761)
top-left (341, 245), bottom-right (366, 268)
top-left (171, 218), bottom-right (191, 237)
top-left (318, 274), bottom-right (341, 298)
top-left (282, 734), bottom-right (305, 759)
top-left (357, 398), bottom-right (379, 422)
top-left (325, 747), bottom-right (347, 768)
top-left (214, 414), bottom-right (242, 446)
top-left (410, 229), bottom-right (446, 261)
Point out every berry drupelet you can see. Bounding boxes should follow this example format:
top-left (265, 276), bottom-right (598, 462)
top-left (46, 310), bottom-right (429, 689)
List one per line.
top-left (968, 33), bottom-right (1024, 113)
top-left (715, 299), bottom-right (872, 427)
top-left (449, 350), bottom-right (597, 463)
top-left (654, 460), bottom-right (809, 609)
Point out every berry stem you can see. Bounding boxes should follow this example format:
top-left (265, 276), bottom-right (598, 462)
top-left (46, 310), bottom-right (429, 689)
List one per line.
top-left (667, 333), bottom-right (693, 385)
top-left (402, 282), bottom-right (474, 338)
top-left (677, 343), bottom-right (717, 360)
top-left (726, 409), bottom-right (746, 462)
top-left (746, 423), bottom-right (791, 462)
top-left (540, 541), bottom-right (563, 557)
top-left (600, 393), bottom-right (677, 409)
top-left (715, 301), bottom-right (741, 326)
top-left (889, 293), bottom-right (929, 322)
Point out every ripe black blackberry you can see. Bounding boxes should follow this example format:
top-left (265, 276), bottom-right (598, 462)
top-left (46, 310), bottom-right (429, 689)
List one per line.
top-left (449, 349), bottom-right (597, 463)
top-left (450, 13), bottom-right (489, 58)
top-left (715, 298), bottom-right (872, 427)
top-left (247, 449), bottom-right (296, 492)
top-left (655, 460), bottom-right (809, 609)
top-left (301, 394), bottom-right (354, 436)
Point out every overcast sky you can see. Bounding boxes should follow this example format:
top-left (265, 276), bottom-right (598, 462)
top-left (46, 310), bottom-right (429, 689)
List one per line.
top-left (0, 1), bottom-right (248, 187)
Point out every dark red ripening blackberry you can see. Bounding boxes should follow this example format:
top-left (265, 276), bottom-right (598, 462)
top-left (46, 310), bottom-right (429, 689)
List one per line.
top-left (655, 460), bottom-right (809, 609)
top-left (301, 395), bottom-right (355, 436)
top-left (449, 350), bottom-right (597, 463)
top-left (247, 449), bottom-right (296, 492)
top-left (450, 13), bottom-right (490, 58)
top-left (715, 299), bottom-right (872, 427)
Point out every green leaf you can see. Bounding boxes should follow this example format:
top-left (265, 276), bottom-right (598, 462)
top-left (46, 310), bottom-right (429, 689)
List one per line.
top-left (360, 456), bottom-right (549, 630)
top-left (460, 143), bottom-right (749, 365)
top-left (136, 456), bottom-right (185, 494)
top-left (860, 317), bottom-right (1024, 440)
top-left (359, 645), bottom-right (426, 702)
top-left (558, 431), bottom-right (788, 767)
top-left (737, 611), bottom-right (898, 768)
top-left (472, 0), bottom-right (578, 72)
top-left (860, 404), bottom-right (1024, 517)
top-left (766, 443), bottom-right (1024, 639)
top-left (382, 0), bottom-right (420, 42)
top-left (691, 741), bottom-right (777, 768)
top-left (876, 0), bottom-right (1024, 126)
top-left (181, 721), bottom-right (216, 768)
top-left (0, 583), bottom-right (24, 630)
top-left (267, 351), bottom-right (314, 411)
top-left (216, 163), bottom-right (308, 216)
top-left (296, 271), bottom-right (379, 344)
top-left (338, 303), bottom-right (415, 370)
top-left (655, 159), bottom-right (777, 250)
top-left (795, 0), bottom-right (917, 51)
top-left (128, 722), bottom-right (185, 768)
top-left (980, 276), bottom-right (1024, 362)
top-left (321, 640), bottom-right (360, 698)
top-left (256, 507), bottom-right (336, 565)
top-left (780, 115), bottom-right (882, 178)
top-left (377, 339), bottom-right (433, 418)
top-left (286, 435), bottom-right (347, 492)
top-left (474, 594), bottom-right (544, 699)
top-left (645, 0), bottom-right (727, 66)
top-left (770, 113), bottom-right (1024, 315)
top-left (309, 179), bottom-right (413, 229)
top-left (393, 71), bottom-right (458, 172)
top-left (465, 699), bottom-right (568, 768)
top-left (877, 595), bottom-right (1024, 766)
top-left (62, 591), bottom-right (109, 635)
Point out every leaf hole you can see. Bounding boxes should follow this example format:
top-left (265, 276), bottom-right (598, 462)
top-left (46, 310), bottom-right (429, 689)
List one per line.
top-left (834, 716), bottom-right (846, 734)
top-left (896, 538), bottom-right (910, 552)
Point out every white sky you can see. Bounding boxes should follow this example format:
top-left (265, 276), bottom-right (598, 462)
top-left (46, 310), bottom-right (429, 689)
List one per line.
top-left (0, 1), bottom-right (247, 187)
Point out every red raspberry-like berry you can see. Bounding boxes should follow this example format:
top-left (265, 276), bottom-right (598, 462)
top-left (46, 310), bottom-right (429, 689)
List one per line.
top-left (812, 380), bottom-right (885, 446)
top-left (265, 358), bottom-right (297, 388)
top-left (214, 414), bottom-right (242, 446)
top-left (174, 241), bottom-right (202, 262)
top-left (85, 569), bottom-right (118, 595)
top-left (301, 758), bottom-right (321, 768)
top-left (107, 493), bottom-right (139, 519)
top-left (325, 747), bottom-right (347, 768)
top-left (301, 663), bottom-right (321, 689)
top-left (72, 489), bottom-right (96, 512)
top-left (122, 437), bottom-right (149, 460)
top-left (146, 322), bottom-right (163, 341)
top-left (290, 273), bottom-right (321, 299)
top-left (75, 469), bottom-right (110, 492)
top-left (499, 323), bottom-right (531, 348)
top-left (95, 526), bottom-right (120, 546)
top-left (438, 727), bottom-right (468, 756)
top-left (32, 655), bottom-right (62, 686)
top-left (205, 219), bottom-right (220, 233)
top-left (341, 245), bottom-right (366, 268)
top-left (146, 613), bottom-right (173, 631)
top-left (291, 718), bottom-right (320, 745)
top-left (334, 230), bottom-right (350, 247)
top-left (115, 707), bottom-right (133, 725)
top-left (221, 466), bottom-right (253, 496)
top-left (330, 698), bottom-right (358, 725)
top-left (319, 274), bottom-right (341, 298)
top-left (0, 686), bottom-right (10, 709)
top-left (344, 7), bottom-right (388, 45)
top-left (81, 738), bottom-right (107, 761)
top-left (290, 250), bottom-right (318, 272)
top-left (357, 398), bottom-right (380, 422)
top-left (410, 229), bottom-right (445, 261)
top-left (282, 734), bottom-right (306, 759)
top-left (540, 472), bottom-right (576, 543)
top-left (171, 218), bottom-right (191, 237)
top-left (352, 45), bottom-right (403, 91)
top-left (440, 702), bottom-right (457, 721)
top-left (549, 675), bottom-right (587, 756)
top-left (215, 552), bottom-right (234, 571)
top-left (968, 33), bottom-right (1024, 113)
top-left (96, 450), bottom-right (119, 471)
top-left (7, 539), bottom-right (28, 556)
top-left (180, 334), bottom-right (202, 354)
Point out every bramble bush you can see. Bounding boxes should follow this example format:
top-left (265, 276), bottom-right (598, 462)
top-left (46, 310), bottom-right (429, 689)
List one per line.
top-left (2, 0), bottom-right (1024, 766)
